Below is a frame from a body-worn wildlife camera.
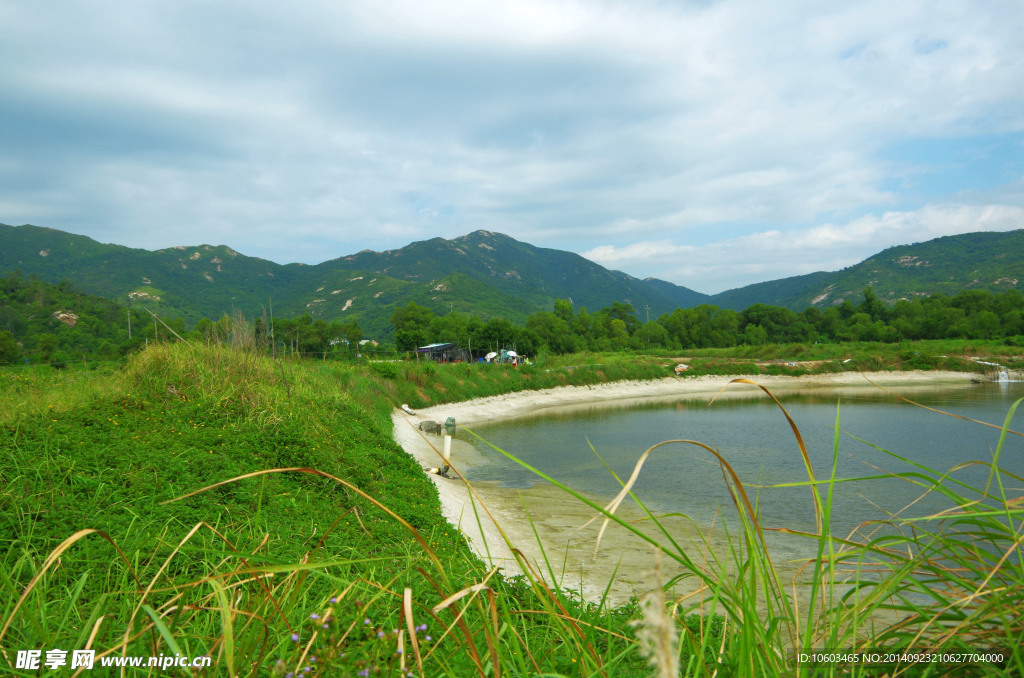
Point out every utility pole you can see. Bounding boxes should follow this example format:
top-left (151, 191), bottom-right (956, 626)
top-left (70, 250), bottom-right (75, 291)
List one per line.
top-left (644, 305), bottom-right (650, 347)
top-left (269, 298), bottom-right (275, 358)
top-left (127, 309), bottom-right (131, 339)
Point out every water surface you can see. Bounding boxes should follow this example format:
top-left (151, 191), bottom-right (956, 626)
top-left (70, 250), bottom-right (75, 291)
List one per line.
top-left (464, 382), bottom-right (1024, 539)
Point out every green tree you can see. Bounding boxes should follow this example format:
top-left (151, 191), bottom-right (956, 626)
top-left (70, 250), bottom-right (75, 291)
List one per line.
top-left (742, 304), bottom-right (806, 343)
top-left (395, 328), bottom-right (430, 352)
top-left (609, 318), bottom-right (629, 349)
top-left (857, 286), bottom-right (888, 322)
top-left (390, 302), bottom-right (434, 332)
top-left (630, 321), bottom-right (669, 350)
top-left (194, 317), bottom-right (213, 340)
top-left (606, 302), bottom-right (639, 334)
top-left (526, 312), bottom-right (578, 354)
top-left (967, 310), bottom-right (1001, 339)
top-left (553, 299), bottom-right (574, 324)
top-left (347, 320), bottom-right (363, 349)
top-left (572, 307), bottom-right (593, 340)
top-left (742, 324), bottom-right (768, 346)
top-left (37, 333), bottom-right (58, 361)
top-left (0, 330), bottom-right (19, 364)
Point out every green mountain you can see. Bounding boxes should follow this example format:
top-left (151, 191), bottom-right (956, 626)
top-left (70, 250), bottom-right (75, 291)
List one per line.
top-left (709, 271), bottom-right (834, 311)
top-left (0, 225), bottom-right (709, 337)
top-left (707, 230), bottom-right (1023, 311)
top-left (0, 223), bottom-right (304, 326)
top-left (3, 223), bottom-right (1022, 336)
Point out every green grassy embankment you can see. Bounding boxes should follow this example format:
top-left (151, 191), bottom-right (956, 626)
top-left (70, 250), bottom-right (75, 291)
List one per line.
top-left (670, 338), bottom-right (1023, 377)
top-left (1, 344), bottom-right (675, 677)
top-left (3, 341), bottom-right (1022, 676)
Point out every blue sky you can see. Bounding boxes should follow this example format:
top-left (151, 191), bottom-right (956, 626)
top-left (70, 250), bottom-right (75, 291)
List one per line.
top-left (1, 0), bottom-right (1022, 294)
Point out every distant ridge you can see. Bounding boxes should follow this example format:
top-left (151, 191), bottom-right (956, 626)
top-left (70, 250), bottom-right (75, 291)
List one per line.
top-left (0, 224), bottom-right (708, 336)
top-left (1, 223), bottom-right (1022, 336)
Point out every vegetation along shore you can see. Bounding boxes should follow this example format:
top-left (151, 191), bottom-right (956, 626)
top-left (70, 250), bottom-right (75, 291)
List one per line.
top-left (3, 324), bottom-right (1023, 676)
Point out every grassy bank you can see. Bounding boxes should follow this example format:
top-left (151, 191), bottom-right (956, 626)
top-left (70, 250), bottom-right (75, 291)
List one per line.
top-left (2, 342), bottom-right (1022, 676)
top-left (673, 338), bottom-right (1024, 377)
top-left (1, 345), bottom-right (668, 676)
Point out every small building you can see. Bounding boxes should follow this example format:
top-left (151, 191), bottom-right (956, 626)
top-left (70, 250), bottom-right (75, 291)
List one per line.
top-left (417, 342), bottom-right (465, 362)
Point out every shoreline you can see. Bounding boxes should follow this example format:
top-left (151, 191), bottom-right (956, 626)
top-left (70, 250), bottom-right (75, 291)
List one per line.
top-left (398, 369), bottom-right (978, 427)
top-left (391, 370), bottom-right (980, 601)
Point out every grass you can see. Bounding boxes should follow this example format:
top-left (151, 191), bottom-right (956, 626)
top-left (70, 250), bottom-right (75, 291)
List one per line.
top-left (2, 341), bottom-right (1022, 676)
top-left (357, 352), bottom-right (675, 411)
top-left (666, 338), bottom-right (1024, 373)
top-left (0, 344), bottom-right (651, 676)
top-left (464, 378), bottom-right (1023, 675)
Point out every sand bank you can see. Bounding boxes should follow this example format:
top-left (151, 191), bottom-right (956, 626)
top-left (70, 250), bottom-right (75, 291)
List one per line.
top-left (392, 370), bottom-right (978, 602)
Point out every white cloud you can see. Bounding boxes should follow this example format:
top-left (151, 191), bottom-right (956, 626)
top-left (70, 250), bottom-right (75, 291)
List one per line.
top-left (0, 0), bottom-right (1023, 284)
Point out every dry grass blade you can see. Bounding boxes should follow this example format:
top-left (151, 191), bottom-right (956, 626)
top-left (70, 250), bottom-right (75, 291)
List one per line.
top-left (860, 374), bottom-right (1024, 439)
top-left (0, 529), bottom-right (139, 645)
top-left (143, 308), bottom-right (197, 351)
top-left (585, 439), bottom-right (683, 554)
top-left (586, 438), bottom-right (767, 560)
top-left (485, 587), bottom-right (502, 678)
top-left (432, 583), bottom-right (493, 615)
top-left (403, 587), bottom-right (424, 678)
top-left (162, 466), bottom-right (442, 571)
top-left (505, 549), bottom-right (609, 677)
top-left (711, 378), bottom-right (823, 534)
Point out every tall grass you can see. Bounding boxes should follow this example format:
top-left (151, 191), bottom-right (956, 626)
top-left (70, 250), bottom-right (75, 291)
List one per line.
top-left (463, 379), bottom-right (1023, 676)
top-left (0, 344), bottom-right (650, 676)
top-left (0, 363), bottom-right (122, 424)
top-left (3, 343), bottom-right (1021, 676)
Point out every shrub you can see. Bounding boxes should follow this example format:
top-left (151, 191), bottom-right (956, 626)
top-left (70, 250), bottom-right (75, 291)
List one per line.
top-left (369, 361), bottom-right (399, 379)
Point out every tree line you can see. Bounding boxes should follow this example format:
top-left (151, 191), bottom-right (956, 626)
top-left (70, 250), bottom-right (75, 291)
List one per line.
top-left (0, 273), bottom-right (369, 365)
top-left (522, 287), bottom-right (1024, 353)
top-left (390, 287), bottom-right (1024, 357)
top-left (4, 270), bottom-right (1024, 367)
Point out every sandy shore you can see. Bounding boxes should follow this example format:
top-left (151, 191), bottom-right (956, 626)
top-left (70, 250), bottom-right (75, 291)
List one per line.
top-left (391, 370), bottom-right (979, 602)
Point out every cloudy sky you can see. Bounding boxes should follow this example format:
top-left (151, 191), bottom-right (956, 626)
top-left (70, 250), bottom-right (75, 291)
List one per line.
top-left (2, 1), bottom-right (1022, 294)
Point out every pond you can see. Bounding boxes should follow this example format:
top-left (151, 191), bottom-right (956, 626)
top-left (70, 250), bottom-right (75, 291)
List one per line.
top-left (463, 382), bottom-right (1024, 543)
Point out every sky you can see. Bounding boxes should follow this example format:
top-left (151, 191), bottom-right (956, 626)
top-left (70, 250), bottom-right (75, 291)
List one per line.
top-left (1, 1), bottom-right (1022, 295)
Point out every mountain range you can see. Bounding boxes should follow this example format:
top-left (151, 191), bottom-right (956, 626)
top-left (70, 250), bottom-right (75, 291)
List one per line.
top-left (2, 223), bottom-right (1022, 338)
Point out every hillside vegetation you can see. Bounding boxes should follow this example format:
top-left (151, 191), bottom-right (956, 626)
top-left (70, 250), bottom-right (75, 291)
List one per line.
top-left (5, 223), bottom-right (1023, 339)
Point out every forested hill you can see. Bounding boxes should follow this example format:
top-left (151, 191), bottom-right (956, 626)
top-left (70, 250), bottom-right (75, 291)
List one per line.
top-left (0, 271), bottom-right (149, 364)
top-left (0, 224), bottom-right (708, 336)
top-left (710, 230), bottom-right (1024, 310)
top-left (1, 223), bottom-right (1023, 337)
